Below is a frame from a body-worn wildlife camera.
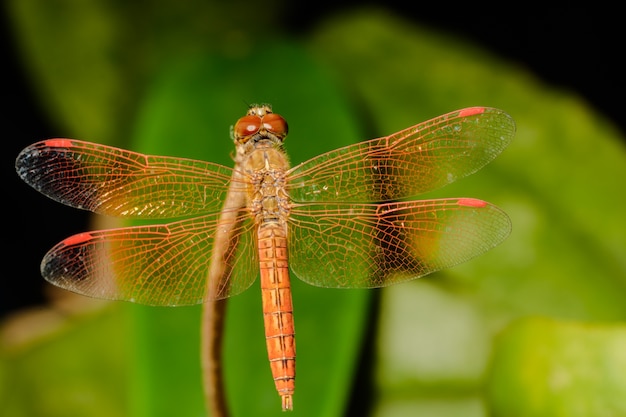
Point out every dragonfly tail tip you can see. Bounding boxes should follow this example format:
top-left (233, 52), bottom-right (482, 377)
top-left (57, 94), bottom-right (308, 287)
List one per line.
top-left (281, 394), bottom-right (293, 411)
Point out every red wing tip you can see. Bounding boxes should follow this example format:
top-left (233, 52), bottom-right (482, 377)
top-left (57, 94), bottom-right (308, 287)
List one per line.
top-left (62, 232), bottom-right (94, 246)
top-left (457, 198), bottom-right (488, 208)
top-left (44, 138), bottom-right (74, 148)
top-left (458, 107), bottom-right (486, 117)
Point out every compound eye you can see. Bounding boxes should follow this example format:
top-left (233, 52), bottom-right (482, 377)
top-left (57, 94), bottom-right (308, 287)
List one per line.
top-left (233, 115), bottom-right (262, 141)
top-left (262, 113), bottom-right (288, 139)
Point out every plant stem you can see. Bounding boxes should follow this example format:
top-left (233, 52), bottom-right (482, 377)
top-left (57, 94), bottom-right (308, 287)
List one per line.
top-left (201, 299), bottom-right (229, 417)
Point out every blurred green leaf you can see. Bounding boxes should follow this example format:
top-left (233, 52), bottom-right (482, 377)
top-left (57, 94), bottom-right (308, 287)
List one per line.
top-left (6, 4), bottom-right (626, 417)
top-left (0, 305), bottom-right (130, 417)
top-left (7, 0), bottom-right (284, 144)
top-left (8, 0), bottom-right (138, 142)
top-left (487, 317), bottom-right (626, 417)
top-left (128, 41), bottom-right (368, 417)
top-left (307, 9), bottom-right (626, 416)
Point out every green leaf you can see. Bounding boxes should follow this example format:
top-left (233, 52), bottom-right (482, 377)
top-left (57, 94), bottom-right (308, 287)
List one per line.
top-left (128, 41), bottom-right (370, 417)
top-left (0, 305), bottom-right (130, 417)
top-left (308, 8), bottom-right (626, 415)
top-left (6, 0), bottom-right (285, 144)
top-left (7, 0), bottom-right (137, 142)
top-left (7, 4), bottom-right (626, 417)
top-left (487, 317), bottom-right (626, 417)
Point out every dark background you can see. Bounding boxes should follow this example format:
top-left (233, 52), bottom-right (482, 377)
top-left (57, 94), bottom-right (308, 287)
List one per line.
top-left (3, 6), bottom-right (624, 320)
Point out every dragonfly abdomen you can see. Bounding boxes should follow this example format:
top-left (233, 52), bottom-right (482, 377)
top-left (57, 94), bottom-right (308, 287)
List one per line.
top-left (258, 222), bottom-right (295, 411)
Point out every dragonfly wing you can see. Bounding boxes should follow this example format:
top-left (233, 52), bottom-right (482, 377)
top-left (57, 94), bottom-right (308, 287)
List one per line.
top-left (288, 198), bottom-right (511, 288)
top-left (41, 212), bottom-right (258, 305)
top-left (15, 139), bottom-right (237, 219)
top-left (287, 107), bottom-right (514, 202)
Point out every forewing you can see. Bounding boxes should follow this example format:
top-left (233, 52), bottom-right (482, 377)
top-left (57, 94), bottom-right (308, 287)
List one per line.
top-left (288, 198), bottom-right (511, 288)
top-left (288, 107), bottom-right (514, 202)
top-left (15, 139), bottom-right (236, 219)
top-left (41, 211), bottom-right (258, 305)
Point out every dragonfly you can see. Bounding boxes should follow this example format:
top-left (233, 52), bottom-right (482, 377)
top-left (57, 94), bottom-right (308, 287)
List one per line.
top-left (16, 104), bottom-right (514, 411)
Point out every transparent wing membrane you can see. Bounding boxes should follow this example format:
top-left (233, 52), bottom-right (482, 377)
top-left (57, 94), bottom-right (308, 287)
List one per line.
top-left (289, 198), bottom-right (511, 288)
top-left (41, 211), bottom-right (258, 305)
top-left (16, 139), bottom-right (236, 219)
top-left (16, 106), bottom-right (513, 301)
top-left (288, 107), bottom-right (514, 202)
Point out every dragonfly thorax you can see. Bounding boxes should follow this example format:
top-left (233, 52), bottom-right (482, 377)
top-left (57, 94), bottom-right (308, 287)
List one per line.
top-left (236, 139), bottom-right (292, 225)
top-left (252, 171), bottom-right (290, 222)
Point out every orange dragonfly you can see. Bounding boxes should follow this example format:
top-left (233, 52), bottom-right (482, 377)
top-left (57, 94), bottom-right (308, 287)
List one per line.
top-left (15, 105), bottom-right (514, 411)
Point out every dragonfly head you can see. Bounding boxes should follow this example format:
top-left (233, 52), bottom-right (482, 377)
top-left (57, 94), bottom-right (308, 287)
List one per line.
top-left (232, 104), bottom-right (288, 145)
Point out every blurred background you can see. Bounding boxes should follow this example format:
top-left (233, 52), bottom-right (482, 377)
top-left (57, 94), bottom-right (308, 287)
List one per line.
top-left (2, 2), bottom-right (625, 417)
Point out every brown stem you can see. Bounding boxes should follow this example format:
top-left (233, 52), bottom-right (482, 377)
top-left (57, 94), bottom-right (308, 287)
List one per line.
top-left (201, 299), bottom-right (229, 417)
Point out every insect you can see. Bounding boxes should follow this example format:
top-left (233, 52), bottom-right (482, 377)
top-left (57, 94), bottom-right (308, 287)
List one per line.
top-left (16, 104), bottom-right (514, 411)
